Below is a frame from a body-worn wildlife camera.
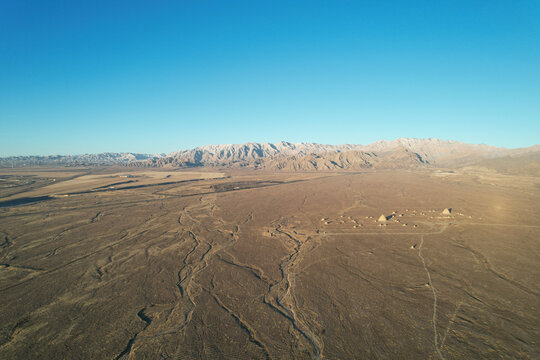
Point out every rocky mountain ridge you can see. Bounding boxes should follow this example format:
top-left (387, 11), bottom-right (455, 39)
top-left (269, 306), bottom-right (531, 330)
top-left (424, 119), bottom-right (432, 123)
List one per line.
top-left (144, 138), bottom-right (539, 169)
top-left (2, 139), bottom-right (539, 174)
top-left (0, 152), bottom-right (164, 167)
top-left (259, 148), bottom-right (427, 171)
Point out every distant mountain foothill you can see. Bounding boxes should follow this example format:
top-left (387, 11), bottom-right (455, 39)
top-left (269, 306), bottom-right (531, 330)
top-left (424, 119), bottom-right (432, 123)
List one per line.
top-left (2, 138), bottom-right (539, 175)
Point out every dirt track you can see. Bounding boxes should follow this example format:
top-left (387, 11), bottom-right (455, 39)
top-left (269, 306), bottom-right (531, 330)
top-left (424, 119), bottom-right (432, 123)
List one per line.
top-left (0, 168), bottom-right (539, 359)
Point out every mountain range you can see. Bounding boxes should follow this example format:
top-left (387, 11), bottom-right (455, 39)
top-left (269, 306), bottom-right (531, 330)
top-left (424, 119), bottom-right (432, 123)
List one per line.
top-left (2, 138), bottom-right (539, 175)
top-left (0, 152), bottom-right (163, 167)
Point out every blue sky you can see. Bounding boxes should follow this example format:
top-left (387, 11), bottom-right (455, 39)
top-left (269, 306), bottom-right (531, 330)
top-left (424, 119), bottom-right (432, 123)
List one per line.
top-left (1, 1), bottom-right (539, 156)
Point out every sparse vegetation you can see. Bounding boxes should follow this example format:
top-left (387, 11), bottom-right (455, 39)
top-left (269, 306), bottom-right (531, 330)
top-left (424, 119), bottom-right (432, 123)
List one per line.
top-left (0, 167), bottom-right (538, 359)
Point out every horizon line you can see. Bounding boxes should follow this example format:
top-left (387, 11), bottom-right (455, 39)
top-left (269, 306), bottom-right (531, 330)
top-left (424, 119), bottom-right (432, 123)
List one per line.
top-left (2, 137), bottom-right (540, 158)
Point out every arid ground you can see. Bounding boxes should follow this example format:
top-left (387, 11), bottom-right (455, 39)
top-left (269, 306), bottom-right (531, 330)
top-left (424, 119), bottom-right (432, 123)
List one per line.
top-left (0, 167), bottom-right (538, 359)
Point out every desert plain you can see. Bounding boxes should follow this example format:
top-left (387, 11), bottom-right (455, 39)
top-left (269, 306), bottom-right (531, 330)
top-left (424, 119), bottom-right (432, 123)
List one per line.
top-left (0, 167), bottom-right (538, 359)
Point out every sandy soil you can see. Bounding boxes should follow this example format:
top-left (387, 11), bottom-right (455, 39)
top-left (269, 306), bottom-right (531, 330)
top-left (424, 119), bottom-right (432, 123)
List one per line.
top-left (0, 169), bottom-right (225, 201)
top-left (0, 168), bottom-right (538, 359)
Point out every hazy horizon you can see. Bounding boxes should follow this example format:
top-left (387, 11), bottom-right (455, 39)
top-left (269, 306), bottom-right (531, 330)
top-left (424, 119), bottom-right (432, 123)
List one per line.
top-left (2, 136), bottom-right (539, 158)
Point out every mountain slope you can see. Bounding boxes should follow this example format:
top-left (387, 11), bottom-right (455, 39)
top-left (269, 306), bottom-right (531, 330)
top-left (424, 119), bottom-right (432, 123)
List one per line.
top-left (0, 153), bottom-right (164, 167)
top-left (357, 138), bottom-right (508, 165)
top-left (152, 141), bottom-right (357, 167)
top-left (144, 138), bottom-right (527, 169)
top-left (2, 139), bottom-right (538, 173)
top-left (259, 148), bottom-right (427, 171)
top-left (471, 151), bottom-right (540, 176)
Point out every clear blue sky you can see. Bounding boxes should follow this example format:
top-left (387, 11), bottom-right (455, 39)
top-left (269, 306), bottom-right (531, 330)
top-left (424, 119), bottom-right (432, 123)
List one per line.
top-left (1, 1), bottom-right (539, 156)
